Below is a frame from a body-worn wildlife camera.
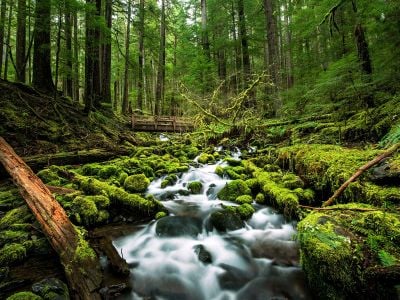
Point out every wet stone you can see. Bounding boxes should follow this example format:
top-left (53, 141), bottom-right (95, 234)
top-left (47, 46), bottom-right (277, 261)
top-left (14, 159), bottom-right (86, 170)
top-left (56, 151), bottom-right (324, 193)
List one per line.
top-left (210, 210), bottom-right (244, 232)
top-left (193, 245), bottom-right (212, 264)
top-left (155, 216), bottom-right (202, 237)
top-left (31, 278), bottom-right (69, 300)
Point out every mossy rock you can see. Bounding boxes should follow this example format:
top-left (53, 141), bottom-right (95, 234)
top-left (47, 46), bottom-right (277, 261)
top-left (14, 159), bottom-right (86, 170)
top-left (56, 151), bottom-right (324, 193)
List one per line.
top-left (6, 292), bottom-right (43, 300)
top-left (298, 203), bottom-right (400, 299)
top-left (255, 193), bottom-right (265, 204)
top-left (210, 210), bottom-right (244, 232)
top-left (98, 165), bottom-right (120, 179)
top-left (123, 174), bottom-right (150, 193)
top-left (235, 195), bottom-right (253, 204)
top-left (225, 157), bottom-right (242, 167)
top-left (0, 206), bottom-right (32, 230)
top-left (188, 181), bottom-right (203, 194)
top-left (186, 146), bottom-right (199, 159)
top-left (282, 173), bottom-right (304, 189)
top-left (31, 278), bottom-right (69, 300)
top-left (236, 203), bottom-right (255, 220)
top-left (161, 174), bottom-right (178, 188)
top-left (0, 230), bottom-right (29, 246)
top-left (217, 180), bottom-right (251, 202)
top-left (0, 243), bottom-right (27, 266)
top-left (198, 153), bottom-right (215, 164)
top-left (155, 211), bottom-right (167, 220)
top-left (215, 166), bottom-right (224, 177)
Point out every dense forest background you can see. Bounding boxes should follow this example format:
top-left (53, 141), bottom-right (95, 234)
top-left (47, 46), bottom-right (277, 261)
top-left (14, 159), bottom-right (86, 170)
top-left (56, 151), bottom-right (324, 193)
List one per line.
top-left (1, 0), bottom-right (399, 120)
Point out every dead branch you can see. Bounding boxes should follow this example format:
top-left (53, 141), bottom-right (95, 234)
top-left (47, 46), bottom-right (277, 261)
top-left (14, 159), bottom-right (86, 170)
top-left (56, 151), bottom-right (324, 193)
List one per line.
top-left (322, 143), bottom-right (400, 207)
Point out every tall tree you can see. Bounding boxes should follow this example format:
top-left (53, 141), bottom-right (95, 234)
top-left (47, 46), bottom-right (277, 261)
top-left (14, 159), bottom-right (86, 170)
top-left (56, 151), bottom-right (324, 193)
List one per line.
top-left (84, 0), bottom-right (101, 113)
top-left (3, 1), bottom-right (12, 80)
top-left (121, 0), bottom-right (132, 114)
top-left (237, 0), bottom-right (253, 106)
top-left (264, 0), bottom-right (281, 113)
top-left (200, 0), bottom-right (210, 59)
top-left (0, 0), bottom-right (7, 77)
top-left (16, 0), bottom-right (26, 82)
top-left (64, 0), bottom-right (73, 97)
top-left (137, 0), bottom-right (145, 111)
top-left (155, 0), bottom-right (166, 116)
top-left (101, 0), bottom-right (112, 104)
top-left (32, 0), bottom-right (55, 92)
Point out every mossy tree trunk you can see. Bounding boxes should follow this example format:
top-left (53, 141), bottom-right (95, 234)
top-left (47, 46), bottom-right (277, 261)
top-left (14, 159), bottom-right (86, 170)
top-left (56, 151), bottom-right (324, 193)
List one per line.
top-left (0, 137), bottom-right (102, 299)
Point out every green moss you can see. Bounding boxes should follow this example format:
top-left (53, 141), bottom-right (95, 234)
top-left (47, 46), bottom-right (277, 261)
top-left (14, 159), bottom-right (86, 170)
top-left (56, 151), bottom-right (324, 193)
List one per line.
top-left (37, 168), bottom-right (61, 185)
top-left (72, 196), bottom-right (98, 226)
top-left (225, 168), bottom-right (243, 180)
top-left (0, 206), bottom-right (32, 230)
top-left (0, 230), bottom-right (29, 246)
top-left (282, 173), bottom-right (304, 189)
top-left (73, 227), bottom-right (97, 265)
top-left (81, 163), bottom-right (103, 176)
top-left (123, 174), bottom-right (150, 193)
top-left (198, 153), bottom-right (215, 164)
top-left (235, 195), bottom-right (253, 204)
top-left (6, 292), bottom-right (43, 300)
top-left (236, 203), bottom-right (255, 220)
top-left (98, 165), bottom-right (120, 179)
top-left (0, 243), bottom-right (27, 266)
top-left (217, 180), bottom-right (251, 202)
top-left (255, 193), bottom-right (265, 204)
top-left (298, 203), bottom-right (400, 299)
top-left (77, 175), bottom-right (163, 218)
top-left (294, 188), bottom-right (315, 205)
top-left (215, 166), bottom-right (224, 177)
top-left (225, 157), bottom-right (242, 166)
top-left (188, 181), bottom-right (203, 194)
top-left (161, 174), bottom-right (178, 188)
top-left (155, 211), bottom-right (167, 219)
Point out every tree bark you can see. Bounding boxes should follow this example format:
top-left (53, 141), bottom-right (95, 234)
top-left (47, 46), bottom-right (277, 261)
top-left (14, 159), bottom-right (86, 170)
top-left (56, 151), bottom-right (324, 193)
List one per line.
top-left (237, 0), bottom-right (253, 107)
top-left (64, 0), bottom-right (73, 98)
top-left (101, 0), bottom-right (112, 104)
top-left (201, 0), bottom-right (210, 60)
top-left (73, 9), bottom-right (80, 102)
top-left (16, 0), bottom-right (26, 83)
top-left (3, 0), bottom-right (12, 80)
top-left (155, 0), bottom-right (166, 116)
top-left (323, 143), bottom-right (400, 207)
top-left (121, 0), bottom-right (132, 114)
top-left (0, 137), bottom-right (102, 299)
top-left (32, 0), bottom-right (55, 93)
top-left (0, 0), bottom-right (7, 77)
top-left (137, 0), bottom-right (145, 111)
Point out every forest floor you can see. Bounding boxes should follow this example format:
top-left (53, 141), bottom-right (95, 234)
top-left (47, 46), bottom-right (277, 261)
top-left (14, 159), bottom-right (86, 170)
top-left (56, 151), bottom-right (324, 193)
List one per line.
top-left (1, 80), bottom-right (400, 299)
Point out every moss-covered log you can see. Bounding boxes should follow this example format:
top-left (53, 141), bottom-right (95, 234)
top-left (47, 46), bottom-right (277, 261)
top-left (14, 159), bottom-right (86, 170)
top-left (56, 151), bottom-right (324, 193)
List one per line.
top-left (0, 137), bottom-right (102, 299)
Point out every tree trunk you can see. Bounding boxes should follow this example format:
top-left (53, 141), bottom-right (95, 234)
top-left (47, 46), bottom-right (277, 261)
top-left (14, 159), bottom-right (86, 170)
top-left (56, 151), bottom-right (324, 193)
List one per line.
top-left (137, 0), bottom-right (145, 111)
top-left (237, 0), bottom-right (253, 107)
top-left (0, 0), bottom-right (7, 77)
top-left (264, 0), bottom-right (281, 113)
top-left (121, 0), bottom-right (132, 114)
top-left (0, 137), bottom-right (102, 299)
top-left (73, 9), bottom-right (80, 102)
top-left (64, 0), bottom-right (73, 98)
top-left (3, 1), bottom-right (12, 80)
top-left (231, 1), bottom-right (240, 93)
top-left (101, 0), bottom-right (112, 104)
top-left (200, 0), bottom-right (210, 60)
top-left (92, 0), bottom-right (101, 108)
top-left (155, 0), bottom-right (166, 116)
top-left (32, 0), bottom-right (55, 93)
top-left (16, 0), bottom-right (26, 82)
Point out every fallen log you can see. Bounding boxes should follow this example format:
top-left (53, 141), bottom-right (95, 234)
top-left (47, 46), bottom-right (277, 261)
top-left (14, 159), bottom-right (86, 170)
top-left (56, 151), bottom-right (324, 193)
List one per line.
top-left (322, 143), bottom-right (400, 207)
top-left (0, 137), bottom-right (102, 299)
top-left (0, 148), bottom-right (130, 179)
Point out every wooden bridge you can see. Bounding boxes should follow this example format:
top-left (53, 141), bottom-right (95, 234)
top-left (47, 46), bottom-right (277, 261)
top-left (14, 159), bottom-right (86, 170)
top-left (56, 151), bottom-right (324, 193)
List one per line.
top-left (131, 115), bottom-right (194, 132)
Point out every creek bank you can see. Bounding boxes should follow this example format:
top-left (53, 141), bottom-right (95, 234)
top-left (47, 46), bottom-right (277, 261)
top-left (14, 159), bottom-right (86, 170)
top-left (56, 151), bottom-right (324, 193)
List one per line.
top-left (1, 135), bottom-right (400, 299)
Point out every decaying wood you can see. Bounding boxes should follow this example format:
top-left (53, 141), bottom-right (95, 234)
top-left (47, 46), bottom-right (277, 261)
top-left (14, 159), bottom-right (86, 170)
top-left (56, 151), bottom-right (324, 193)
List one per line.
top-left (46, 185), bottom-right (77, 195)
top-left (323, 143), bottom-right (400, 207)
top-left (0, 137), bottom-right (102, 299)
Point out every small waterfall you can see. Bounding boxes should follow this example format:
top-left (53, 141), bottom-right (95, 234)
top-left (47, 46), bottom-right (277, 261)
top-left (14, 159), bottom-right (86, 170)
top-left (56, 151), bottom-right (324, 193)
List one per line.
top-left (113, 151), bottom-right (312, 300)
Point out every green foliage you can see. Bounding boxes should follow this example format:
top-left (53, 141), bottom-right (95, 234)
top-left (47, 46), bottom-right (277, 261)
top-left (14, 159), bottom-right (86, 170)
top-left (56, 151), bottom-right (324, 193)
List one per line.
top-left (217, 180), bottom-right (251, 202)
top-left (235, 195), bottom-right (253, 205)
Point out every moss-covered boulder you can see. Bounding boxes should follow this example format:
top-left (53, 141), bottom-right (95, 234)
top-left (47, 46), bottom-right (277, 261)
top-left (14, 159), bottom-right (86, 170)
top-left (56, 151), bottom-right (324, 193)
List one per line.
top-left (123, 174), bottom-right (150, 193)
top-left (282, 174), bottom-right (304, 189)
top-left (188, 181), bottom-right (203, 194)
top-left (161, 174), bottom-right (178, 188)
top-left (198, 153), bottom-right (215, 164)
top-left (71, 195), bottom-right (110, 226)
top-left (225, 157), bottom-right (242, 167)
top-left (0, 206), bottom-right (32, 230)
top-left (31, 278), bottom-right (69, 300)
top-left (6, 292), bottom-right (43, 300)
top-left (210, 210), bottom-right (244, 232)
top-left (156, 216), bottom-right (202, 237)
top-left (0, 243), bottom-right (27, 266)
top-left (215, 166), bottom-right (224, 177)
top-left (298, 203), bottom-right (400, 299)
top-left (235, 195), bottom-right (253, 204)
top-left (217, 180), bottom-right (251, 202)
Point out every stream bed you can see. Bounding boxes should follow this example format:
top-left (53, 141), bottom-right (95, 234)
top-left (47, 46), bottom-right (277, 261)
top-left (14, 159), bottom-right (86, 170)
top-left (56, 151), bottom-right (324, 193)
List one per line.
top-left (113, 151), bottom-right (312, 300)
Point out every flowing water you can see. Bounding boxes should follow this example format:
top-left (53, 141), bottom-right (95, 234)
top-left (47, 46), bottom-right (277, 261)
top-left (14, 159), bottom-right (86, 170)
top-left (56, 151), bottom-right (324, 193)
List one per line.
top-left (114, 150), bottom-right (312, 300)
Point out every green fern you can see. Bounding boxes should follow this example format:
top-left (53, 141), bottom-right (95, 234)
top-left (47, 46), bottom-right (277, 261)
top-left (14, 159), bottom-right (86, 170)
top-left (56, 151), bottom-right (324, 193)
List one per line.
top-left (378, 250), bottom-right (397, 267)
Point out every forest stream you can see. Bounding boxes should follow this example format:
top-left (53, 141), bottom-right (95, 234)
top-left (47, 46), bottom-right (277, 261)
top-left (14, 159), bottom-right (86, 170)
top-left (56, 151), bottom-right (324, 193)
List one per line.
top-left (113, 148), bottom-right (311, 300)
